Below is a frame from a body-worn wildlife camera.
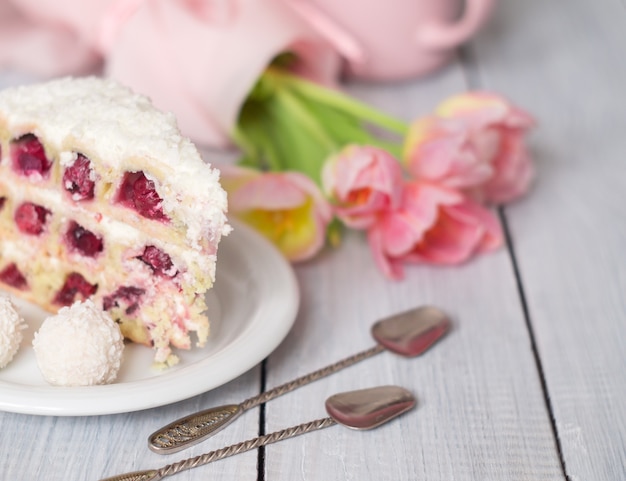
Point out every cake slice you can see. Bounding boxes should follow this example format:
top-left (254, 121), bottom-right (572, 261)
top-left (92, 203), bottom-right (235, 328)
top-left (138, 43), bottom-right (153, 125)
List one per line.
top-left (0, 76), bottom-right (230, 367)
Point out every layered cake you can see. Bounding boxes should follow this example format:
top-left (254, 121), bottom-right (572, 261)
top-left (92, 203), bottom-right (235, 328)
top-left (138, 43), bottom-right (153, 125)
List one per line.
top-left (0, 77), bottom-right (230, 366)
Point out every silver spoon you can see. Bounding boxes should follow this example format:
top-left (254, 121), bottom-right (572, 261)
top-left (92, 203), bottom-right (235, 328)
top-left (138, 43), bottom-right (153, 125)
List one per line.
top-left (100, 385), bottom-right (416, 481)
top-left (149, 305), bottom-right (449, 454)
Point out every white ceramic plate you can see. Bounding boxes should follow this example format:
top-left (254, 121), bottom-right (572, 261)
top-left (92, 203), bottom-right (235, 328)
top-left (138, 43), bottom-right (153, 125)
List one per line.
top-left (0, 221), bottom-right (299, 416)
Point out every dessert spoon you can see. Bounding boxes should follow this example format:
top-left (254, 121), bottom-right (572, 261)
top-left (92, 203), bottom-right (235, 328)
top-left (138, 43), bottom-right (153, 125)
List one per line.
top-left (100, 385), bottom-right (416, 481)
top-left (149, 305), bottom-right (450, 454)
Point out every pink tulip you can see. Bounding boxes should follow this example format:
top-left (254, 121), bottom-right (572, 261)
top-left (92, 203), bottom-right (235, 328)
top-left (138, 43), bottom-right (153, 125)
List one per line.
top-left (367, 181), bottom-right (502, 279)
top-left (404, 92), bottom-right (535, 204)
top-left (220, 166), bottom-right (333, 262)
top-left (322, 145), bottom-right (404, 229)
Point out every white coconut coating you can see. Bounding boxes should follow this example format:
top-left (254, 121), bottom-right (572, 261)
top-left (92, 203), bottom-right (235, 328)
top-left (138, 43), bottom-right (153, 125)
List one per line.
top-left (0, 76), bottom-right (230, 252)
top-left (33, 300), bottom-right (124, 386)
top-left (0, 296), bottom-right (27, 369)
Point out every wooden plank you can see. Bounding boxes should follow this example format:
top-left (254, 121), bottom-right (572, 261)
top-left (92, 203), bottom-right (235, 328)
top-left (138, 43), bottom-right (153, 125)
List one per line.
top-left (261, 63), bottom-right (564, 480)
top-left (0, 368), bottom-right (262, 480)
top-left (468, 0), bottom-right (626, 480)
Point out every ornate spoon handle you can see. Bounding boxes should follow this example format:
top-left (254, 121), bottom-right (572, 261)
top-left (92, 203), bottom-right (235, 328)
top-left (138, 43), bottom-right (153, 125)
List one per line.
top-left (149, 306), bottom-right (450, 454)
top-left (105, 385), bottom-right (416, 481)
top-left (149, 344), bottom-right (384, 453)
top-left (241, 344), bottom-right (385, 410)
top-left (103, 418), bottom-right (337, 481)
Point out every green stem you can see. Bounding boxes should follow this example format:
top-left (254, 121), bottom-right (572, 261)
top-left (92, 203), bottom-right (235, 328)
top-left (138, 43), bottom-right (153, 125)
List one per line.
top-left (231, 124), bottom-right (255, 158)
top-left (279, 71), bottom-right (409, 136)
top-left (232, 123), bottom-right (282, 171)
top-left (275, 88), bottom-right (339, 152)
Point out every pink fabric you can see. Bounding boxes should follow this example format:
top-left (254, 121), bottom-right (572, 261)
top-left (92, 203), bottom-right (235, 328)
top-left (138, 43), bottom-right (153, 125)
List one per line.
top-left (106, 0), bottom-right (341, 147)
top-left (0, 1), bottom-right (102, 77)
top-left (0, 0), bottom-right (340, 147)
top-left (0, 0), bottom-right (494, 146)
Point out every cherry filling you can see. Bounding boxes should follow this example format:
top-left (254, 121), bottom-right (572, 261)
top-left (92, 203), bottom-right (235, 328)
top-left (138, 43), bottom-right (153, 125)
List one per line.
top-left (138, 245), bottom-right (176, 277)
top-left (0, 263), bottom-right (28, 290)
top-left (117, 171), bottom-right (168, 221)
top-left (54, 272), bottom-right (98, 306)
top-left (63, 154), bottom-right (95, 201)
top-left (103, 286), bottom-right (145, 315)
top-left (0, 196), bottom-right (6, 211)
top-left (11, 134), bottom-right (52, 178)
top-left (65, 221), bottom-right (103, 257)
top-left (14, 202), bottom-right (51, 235)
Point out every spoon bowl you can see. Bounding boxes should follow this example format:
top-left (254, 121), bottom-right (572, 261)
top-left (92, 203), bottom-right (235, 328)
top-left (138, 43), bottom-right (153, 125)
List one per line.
top-left (148, 305), bottom-right (450, 454)
top-left (371, 306), bottom-right (451, 357)
top-left (102, 386), bottom-right (416, 481)
top-left (325, 385), bottom-right (416, 430)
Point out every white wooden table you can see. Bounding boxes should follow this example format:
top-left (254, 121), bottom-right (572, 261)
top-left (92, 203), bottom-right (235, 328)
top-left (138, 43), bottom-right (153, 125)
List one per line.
top-left (1, 0), bottom-right (624, 479)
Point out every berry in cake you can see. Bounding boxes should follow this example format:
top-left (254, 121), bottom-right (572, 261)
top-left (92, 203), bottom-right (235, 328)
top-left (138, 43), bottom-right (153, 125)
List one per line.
top-left (65, 221), bottom-right (104, 257)
top-left (14, 202), bottom-right (51, 235)
top-left (0, 76), bottom-right (230, 367)
top-left (62, 154), bottom-right (96, 201)
top-left (138, 246), bottom-right (176, 277)
top-left (0, 264), bottom-right (28, 290)
top-left (54, 272), bottom-right (98, 306)
top-left (117, 171), bottom-right (168, 221)
top-left (11, 134), bottom-right (52, 179)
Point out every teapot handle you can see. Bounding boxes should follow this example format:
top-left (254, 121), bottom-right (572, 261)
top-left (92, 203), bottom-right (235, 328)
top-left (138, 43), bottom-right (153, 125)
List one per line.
top-left (415, 0), bottom-right (495, 50)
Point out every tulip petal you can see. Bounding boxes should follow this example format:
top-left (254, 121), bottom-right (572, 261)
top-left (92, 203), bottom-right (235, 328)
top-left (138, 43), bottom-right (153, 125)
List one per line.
top-left (482, 130), bottom-right (535, 203)
top-left (405, 92), bottom-right (535, 205)
top-left (240, 197), bottom-right (324, 261)
top-left (367, 226), bottom-right (405, 280)
top-left (323, 145), bottom-right (404, 229)
top-left (220, 166), bottom-right (332, 262)
top-left (444, 202), bottom-right (503, 253)
top-left (408, 211), bottom-right (483, 264)
top-left (437, 91), bottom-right (535, 130)
top-left (366, 180), bottom-right (504, 276)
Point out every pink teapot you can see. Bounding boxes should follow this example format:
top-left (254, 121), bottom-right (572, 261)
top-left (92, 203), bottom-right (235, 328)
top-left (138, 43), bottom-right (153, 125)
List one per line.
top-left (287, 0), bottom-right (496, 80)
